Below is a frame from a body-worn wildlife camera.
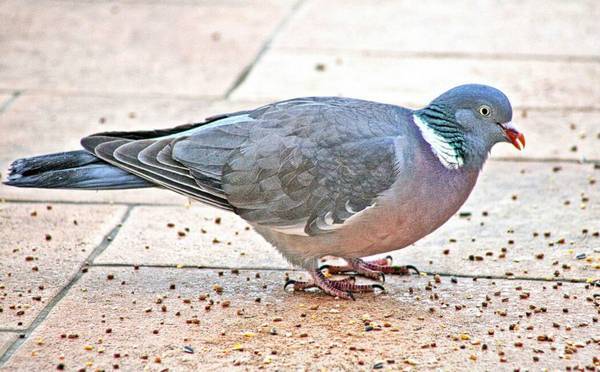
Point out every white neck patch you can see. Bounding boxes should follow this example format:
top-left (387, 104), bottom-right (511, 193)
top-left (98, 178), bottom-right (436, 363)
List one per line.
top-left (413, 113), bottom-right (464, 170)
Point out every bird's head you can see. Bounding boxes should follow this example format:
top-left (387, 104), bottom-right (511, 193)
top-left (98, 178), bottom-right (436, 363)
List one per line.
top-left (415, 84), bottom-right (525, 169)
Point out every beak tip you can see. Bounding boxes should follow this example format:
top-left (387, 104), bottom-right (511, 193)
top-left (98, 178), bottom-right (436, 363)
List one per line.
top-left (514, 132), bottom-right (526, 150)
top-left (504, 126), bottom-right (525, 151)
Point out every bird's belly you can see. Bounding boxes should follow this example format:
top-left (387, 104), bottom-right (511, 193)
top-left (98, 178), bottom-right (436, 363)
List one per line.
top-left (333, 169), bottom-right (478, 257)
top-left (357, 200), bottom-right (458, 255)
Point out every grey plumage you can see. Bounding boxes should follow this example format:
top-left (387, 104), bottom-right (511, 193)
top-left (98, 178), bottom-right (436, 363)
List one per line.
top-left (4, 150), bottom-right (153, 189)
top-left (4, 84), bottom-right (524, 297)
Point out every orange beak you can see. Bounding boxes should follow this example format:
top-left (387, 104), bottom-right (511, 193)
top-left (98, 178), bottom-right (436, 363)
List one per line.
top-left (500, 122), bottom-right (526, 150)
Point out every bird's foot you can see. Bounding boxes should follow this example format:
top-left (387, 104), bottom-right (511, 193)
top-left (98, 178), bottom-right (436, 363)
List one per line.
top-left (320, 256), bottom-right (419, 282)
top-left (284, 269), bottom-right (384, 300)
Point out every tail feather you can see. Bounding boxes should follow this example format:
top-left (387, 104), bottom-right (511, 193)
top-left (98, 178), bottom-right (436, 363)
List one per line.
top-left (4, 150), bottom-right (153, 190)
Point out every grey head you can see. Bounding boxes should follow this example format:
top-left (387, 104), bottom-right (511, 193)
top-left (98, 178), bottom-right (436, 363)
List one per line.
top-left (415, 84), bottom-right (525, 170)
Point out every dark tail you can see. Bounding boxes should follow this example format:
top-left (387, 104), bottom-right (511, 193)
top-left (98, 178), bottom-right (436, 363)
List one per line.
top-left (3, 150), bottom-right (153, 190)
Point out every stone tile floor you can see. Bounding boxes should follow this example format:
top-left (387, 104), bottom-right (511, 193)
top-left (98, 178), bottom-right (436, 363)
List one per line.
top-left (0, 0), bottom-right (599, 370)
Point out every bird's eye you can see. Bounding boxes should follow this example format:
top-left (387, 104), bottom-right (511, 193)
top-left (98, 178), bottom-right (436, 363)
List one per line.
top-left (479, 105), bottom-right (491, 117)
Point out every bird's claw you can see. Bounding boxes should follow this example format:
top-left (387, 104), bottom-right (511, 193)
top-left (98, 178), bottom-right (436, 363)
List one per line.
top-left (283, 279), bottom-right (296, 291)
top-left (405, 265), bottom-right (420, 275)
top-left (318, 264), bottom-right (331, 272)
top-left (371, 284), bottom-right (385, 292)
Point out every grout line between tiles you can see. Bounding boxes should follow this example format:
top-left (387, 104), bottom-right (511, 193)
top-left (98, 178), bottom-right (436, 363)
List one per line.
top-left (224, 0), bottom-right (307, 99)
top-left (90, 262), bottom-right (296, 272)
top-left (88, 263), bottom-right (597, 287)
top-left (274, 46), bottom-right (600, 64)
top-left (0, 91), bottom-right (22, 115)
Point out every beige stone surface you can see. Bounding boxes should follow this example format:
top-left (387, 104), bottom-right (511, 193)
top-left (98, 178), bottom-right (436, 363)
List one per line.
top-left (2, 1), bottom-right (599, 370)
top-left (231, 50), bottom-right (600, 109)
top-left (490, 110), bottom-right (600, 161)
top-left (0, 95), bottom-right (265, 204)
top-left (275, 0), bottom-right (600, 57)
top-left (95, 205), bottom-right (291, 270)
top-left (2, 267), bottom-right (598, 370)
top-left (0, 0), bottom-right (293, 96)
top-left (0, 203), bottom-right (126, 329)
top-left (0, 334), bottom-right (16, 359)
top-left (385, 162), bottom-right (600, 281)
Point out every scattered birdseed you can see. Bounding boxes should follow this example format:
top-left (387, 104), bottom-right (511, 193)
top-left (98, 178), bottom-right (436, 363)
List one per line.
top-left (212, 284), bottom-right (223, 293)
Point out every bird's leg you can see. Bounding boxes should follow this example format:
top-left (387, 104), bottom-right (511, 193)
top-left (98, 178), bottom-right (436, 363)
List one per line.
top-left (320, 255), bottom-right (393, 276)
top-left (321, 256), bottom-right (419, 282)
top-left (284, 276), bottom-right (355, 291)
top-left (284, 269), bottom-right (384, 299)
top-left (353, 258), bottom-right (420, 276)
top-left (365, 256), bottom-right (393, 266)
top-left (328, 276), bottom-right (385, 294)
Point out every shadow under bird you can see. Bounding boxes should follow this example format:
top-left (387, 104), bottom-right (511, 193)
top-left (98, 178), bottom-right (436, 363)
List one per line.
top-left (4, 84), bottom-right (525, 300)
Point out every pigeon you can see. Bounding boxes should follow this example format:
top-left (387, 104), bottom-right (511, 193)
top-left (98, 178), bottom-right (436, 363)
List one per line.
top-left (4, 84), bottom-right (525, 299)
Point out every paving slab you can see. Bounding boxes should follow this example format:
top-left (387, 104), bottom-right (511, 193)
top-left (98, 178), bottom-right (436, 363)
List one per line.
top-left (0, 94), bottom-right (264, 204)
top-left (386, 162), bottom-right (600, 281)
top-left (490, 110), bottom-right (600, 161)
top-left (275, 0), bottom-right (600, 57)
top-left (231, 50), bottom-right (600, 109)
top-left (2, 267), bottom-right (598, 370)
top-left (0, 203), bottom-right (126, 329)
top-left (0, 333), bottom-right (16, 359)
top-left (95, 205), bottom-right (291, 270)
top-left (0, 0), bottom-right (293, 96)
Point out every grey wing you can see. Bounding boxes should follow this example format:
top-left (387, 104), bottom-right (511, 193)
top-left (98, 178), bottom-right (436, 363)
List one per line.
top-left (223, 135), bottom-right (399, 235)
top-left (81, 97), bottom-right (405, 233)
top-left (173, 97), bottom-right (404, 236)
